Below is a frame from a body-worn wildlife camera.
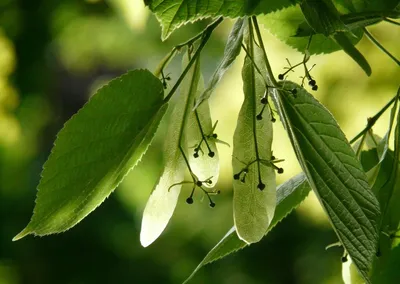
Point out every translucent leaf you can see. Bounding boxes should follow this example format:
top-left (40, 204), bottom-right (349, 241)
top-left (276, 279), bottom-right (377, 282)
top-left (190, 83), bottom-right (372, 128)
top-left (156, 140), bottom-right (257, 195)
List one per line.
top-left (332, 32), bottom-right (371, 76)
top-left (186, 78), bottom-right (219, 187)
top-left (232, 36), bottom-right (276, 244)
top-left (271, 82), bottom-right (380, 282)
top-left (183, 173), bottom-right (311, 284)
top-left (144, 0), bottom-right (295, 40)
top-left (260, 5), bottom-right (364, 55)
top-left (140, 55), bottom-right (201, 247)
top-left (194, 18), bottom-right (246, 109)
top-left (14, 69), bottom-right (167, 240)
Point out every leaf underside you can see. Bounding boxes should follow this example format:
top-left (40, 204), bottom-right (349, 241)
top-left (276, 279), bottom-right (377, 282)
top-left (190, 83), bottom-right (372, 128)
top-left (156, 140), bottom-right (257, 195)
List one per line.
top-left (260, 5), bottom-right (364, 55)
top-left (145, 0), bottom-right (295, 40)
top-left (183, 173), bottom-right (311, 284)
top-left (272, 82), bottom-right (380, 282)
top-left (14, 69), bottom-right (166, 240)
top-left (140, 55), bottom-right (203, 247)
top-left (232, 36), bottom-right (276, 244)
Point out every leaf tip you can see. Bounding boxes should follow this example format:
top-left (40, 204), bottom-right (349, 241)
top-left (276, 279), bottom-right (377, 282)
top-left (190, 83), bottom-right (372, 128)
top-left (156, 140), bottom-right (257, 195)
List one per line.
top-left (139, 231), bottom-right (155, 248)
top-left (12, 227), bottom-right (31, 241)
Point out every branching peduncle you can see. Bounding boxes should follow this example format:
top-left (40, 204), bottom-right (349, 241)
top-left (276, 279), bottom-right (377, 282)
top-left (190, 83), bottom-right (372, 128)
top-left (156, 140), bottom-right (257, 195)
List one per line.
top-left (363, 27), bottom-right (400, 66)
top-left (350, 92), bottom-right (399, 144)
top-left (163, 17), bottom-right (223, 103)
top-left (193, 110), bottom-right (214, 157)
top-left (248, 19), bottom-right (264, 189)
top-left (251, 17), bottom-right (279, 88)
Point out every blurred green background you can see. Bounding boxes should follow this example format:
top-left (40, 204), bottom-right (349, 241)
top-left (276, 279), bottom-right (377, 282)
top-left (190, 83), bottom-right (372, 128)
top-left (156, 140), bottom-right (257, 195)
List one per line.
top-left (0, 1), bottom-right (399, 283)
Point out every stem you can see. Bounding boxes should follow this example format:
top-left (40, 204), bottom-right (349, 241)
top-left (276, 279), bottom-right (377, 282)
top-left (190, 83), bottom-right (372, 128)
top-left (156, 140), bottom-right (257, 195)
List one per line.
top-left (384, 18), bottom-right (400, 26)
top-left (252, 17), bottom-right (278, 87)
top-left (355, 131), bottom-right (367, 158)
top-left (154, 23), bottom-right (215, 77)
top-left (363, 28), bottom-right (400, 66)
top-left (248, 19), bottom-right (263, 185)
top-left (179, 145), bottom-right (194, 176)
top-left (194, 110), bottom-right (212, 153)
top-left (163, 17), bottom-right (223, 103)
top-left (350, 94), bottom-right (398, 144)
top-left (241, 43), bottom-right (275, 90)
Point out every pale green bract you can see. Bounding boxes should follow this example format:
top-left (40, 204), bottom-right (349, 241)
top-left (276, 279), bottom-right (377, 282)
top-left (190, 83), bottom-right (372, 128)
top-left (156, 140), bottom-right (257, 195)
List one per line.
top-left (232, 37), bottom-right (276, 244)
top-left (194, 18), bottom-right (246, 109)
top-left (186, 77), bottom-right (220, 187)
top-left (14, 69), bottom-right (167, 240)
top-left (140, 55), bottom-right (202, 247)
top-left (272, 82), bottom-right (381, 283)
top-left (183, 173), bottom-right (311, 283)
top-left (144, 0), bottom-right (295, 40)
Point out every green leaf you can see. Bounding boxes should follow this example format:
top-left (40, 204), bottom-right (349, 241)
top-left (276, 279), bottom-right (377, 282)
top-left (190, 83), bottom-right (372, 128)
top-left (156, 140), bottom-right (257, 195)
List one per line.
top-left (377, 91), bottom-right (400, 163)
top-left (194, 18), bottom-right (246, 109)
top-left (300, 0), bottom-right (347, 36)
top-left (260, 5), bottom-right (364, 55)
top-left (271, 82), bottom-right (380, 282)
top-left (183, 173), bottom-right (311, 284)
top-left (13, 69), bottom-right (167, 240)
top-left (140, 55), bottom-right (202, 247)
top-left (144, 0), bottom-right (296, 40)
top-left (232, 30), bottom-right (276, 244)
top-left (343, 0), bottom-right (400, 12)
top-left (332, 32), bottom-right (371, 76)
top-left (186, 79), bottom-right (219, 186)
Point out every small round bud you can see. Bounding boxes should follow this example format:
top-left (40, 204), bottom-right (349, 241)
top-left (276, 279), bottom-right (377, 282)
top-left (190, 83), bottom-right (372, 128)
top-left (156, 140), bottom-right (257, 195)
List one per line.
top-left (341, 256), bottom-right (348, 263)
top-left (186, 197), bottom-right (194, 204)
top-left (256, 114), bottom-right (263, 120)
top-left (206, 180), bottom-right (212, 184)
top-left (196, 181), bottom-right (202, 187)
top-left (193, 152), bottom-right (199, 158)
top-left (243, 168), bottom-right (249, 174)
top-left (208, 151), bottom-right (215, 158)
top-left (278, 74), bottom-right (284, 80)
top-left (216, 190), bottom-right (221, 194)
top-left (291, 88), bottom-right (297, 95)
top-left (271, 117), bottom-right (276, 123)
top-left (312, 85), bottom-right (318, 91)
top-left (209, 202), bottom-right (216, 208)
top-left (260, 97), bottom-right (268, 104)
top-left (271, 155), bottom-right (276, 160)
top-left (308, 79), bottom-right (316, 86)
top-left (233, 173), bottom-right (240, 180)
top-left (277, 168), bottom-right (284, 174)
top-left (212, 133), bottom-right (218, 138)
top-left (258, 183), bottom-right (266, 190)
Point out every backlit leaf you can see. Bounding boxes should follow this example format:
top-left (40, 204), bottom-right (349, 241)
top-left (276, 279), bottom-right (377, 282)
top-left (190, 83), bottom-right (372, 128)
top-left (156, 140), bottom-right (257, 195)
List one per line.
top-left (14, 69), bottom-right (167, 240)
top-left (194, 18), bottom-right (246, 109)
top-left (232, 30), bottom-right (276, 244)
top-left (260, 5), bottom-right (364, 55)
top-left (271, 82), bottom-right (381, 282)
top-left (187, 78), bottom-right (220, 187)
top-left (144, 0), bottom-right (295, 40)
top-left (140, 55), bottom-right (202, 247)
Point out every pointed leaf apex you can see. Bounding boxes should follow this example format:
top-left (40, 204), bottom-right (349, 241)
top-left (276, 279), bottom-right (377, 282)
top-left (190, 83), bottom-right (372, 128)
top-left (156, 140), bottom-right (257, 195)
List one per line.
top-left (13, 227), bottom-right (31, 241)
